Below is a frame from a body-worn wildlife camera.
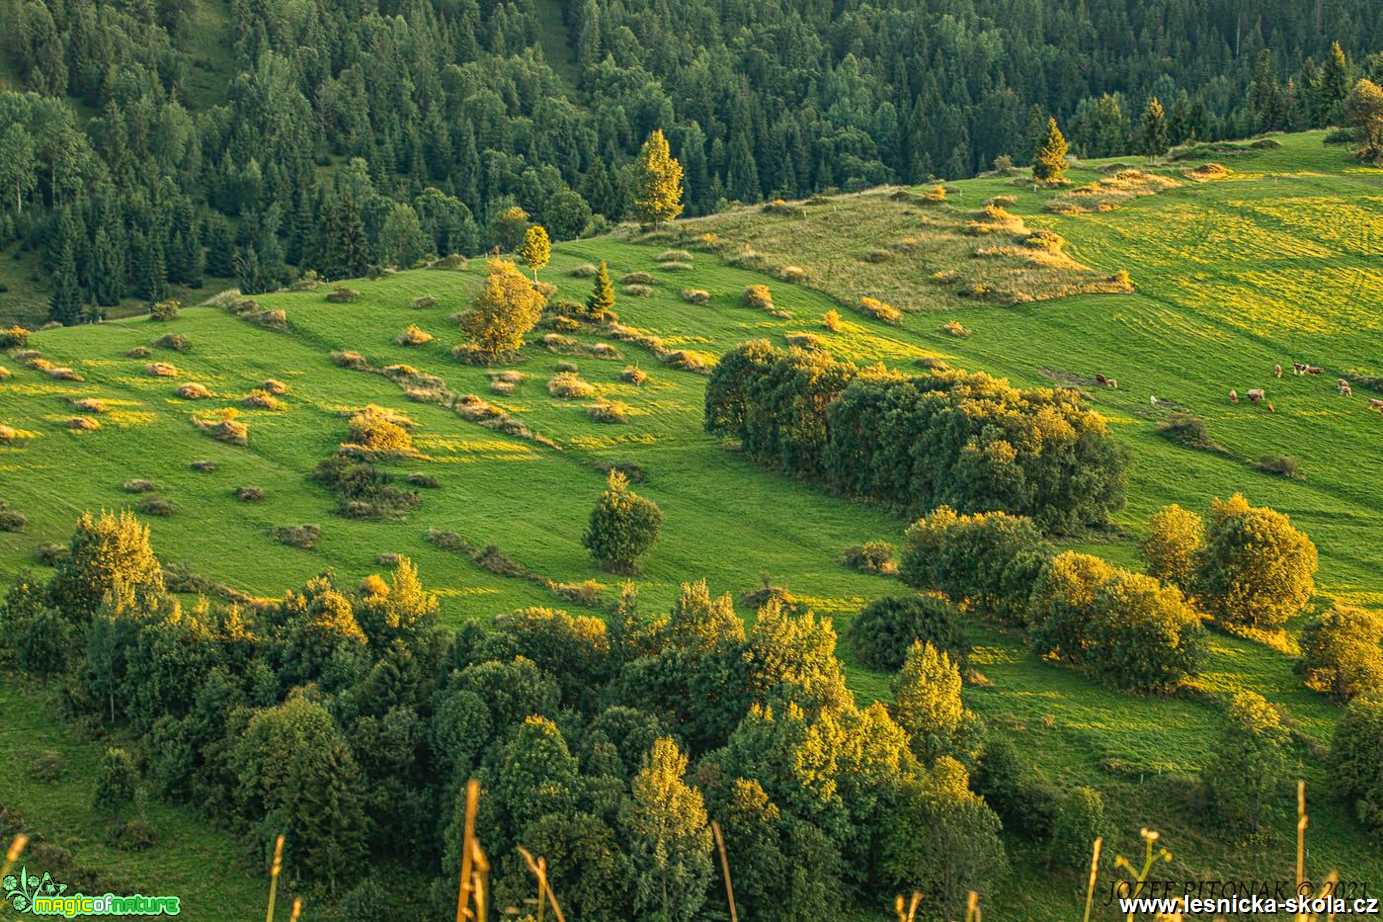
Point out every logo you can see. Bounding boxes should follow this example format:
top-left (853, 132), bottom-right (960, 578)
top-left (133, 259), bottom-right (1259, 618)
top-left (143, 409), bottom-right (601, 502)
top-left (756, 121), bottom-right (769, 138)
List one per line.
top-left (3, 867), bottom-right (180, 917)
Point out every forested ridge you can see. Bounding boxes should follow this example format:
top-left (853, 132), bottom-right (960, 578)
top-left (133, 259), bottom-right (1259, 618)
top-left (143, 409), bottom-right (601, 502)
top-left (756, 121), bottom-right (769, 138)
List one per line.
top-left (1, 0), bottom-right (1381, 322)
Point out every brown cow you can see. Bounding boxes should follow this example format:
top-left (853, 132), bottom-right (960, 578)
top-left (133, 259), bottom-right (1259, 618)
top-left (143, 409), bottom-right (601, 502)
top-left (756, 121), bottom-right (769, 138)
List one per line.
top-left (1229, 389), bottom-right (1239, 403)
top-left (1370, 398), bottom-right (1383, 412)
top-left (1339, 379), bottom-right (1353, 397)
top-left (1247, 388), bottom-right (1265, 403)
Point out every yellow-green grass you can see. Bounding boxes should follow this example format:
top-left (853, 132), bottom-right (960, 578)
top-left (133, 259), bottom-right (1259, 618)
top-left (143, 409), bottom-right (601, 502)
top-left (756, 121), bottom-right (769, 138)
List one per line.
top-left (1, 130), bottom-right (1382, 918)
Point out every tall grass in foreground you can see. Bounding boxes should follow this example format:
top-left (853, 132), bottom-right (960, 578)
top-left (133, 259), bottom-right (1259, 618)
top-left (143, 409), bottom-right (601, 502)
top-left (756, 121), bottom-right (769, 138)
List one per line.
top-left (0, 777), bottom-right (1347, 921)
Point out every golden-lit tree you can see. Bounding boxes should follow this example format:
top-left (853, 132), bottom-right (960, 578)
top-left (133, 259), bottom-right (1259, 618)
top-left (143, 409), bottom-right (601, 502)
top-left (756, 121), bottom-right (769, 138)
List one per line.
top-left (519, 224), bottom-right (551, 280)
top-left (633, 129), bottom-right (684, 226)
top-left (458, 258), bottom-right (547, 361)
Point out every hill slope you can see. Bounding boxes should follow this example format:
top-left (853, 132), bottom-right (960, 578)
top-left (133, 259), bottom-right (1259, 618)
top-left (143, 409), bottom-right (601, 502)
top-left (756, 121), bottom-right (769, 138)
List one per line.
top-left (2, 131), bottom-right (1382, 919)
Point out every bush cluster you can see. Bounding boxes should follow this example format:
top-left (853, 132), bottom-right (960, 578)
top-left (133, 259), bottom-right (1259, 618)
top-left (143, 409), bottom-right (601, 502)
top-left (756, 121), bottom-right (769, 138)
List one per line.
top-left (846, 594), bottom-right (966, 670)
top-left (705, 341), bottom-right (1126, 532)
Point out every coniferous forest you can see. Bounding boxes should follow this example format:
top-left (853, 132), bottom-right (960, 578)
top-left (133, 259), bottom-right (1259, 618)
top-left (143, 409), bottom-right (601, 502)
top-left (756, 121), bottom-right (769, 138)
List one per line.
top-left (1, 0), bottom-right (1382, 320)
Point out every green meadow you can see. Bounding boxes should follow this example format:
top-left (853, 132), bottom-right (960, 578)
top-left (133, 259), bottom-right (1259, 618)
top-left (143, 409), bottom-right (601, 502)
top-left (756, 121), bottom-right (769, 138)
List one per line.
top-left (2, 130), bottom-right (1382, 919)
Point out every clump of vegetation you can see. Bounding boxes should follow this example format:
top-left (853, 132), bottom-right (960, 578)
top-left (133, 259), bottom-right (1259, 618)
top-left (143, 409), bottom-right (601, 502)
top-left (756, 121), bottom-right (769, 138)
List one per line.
top-left (588, 399), bottom-right (631, 423)
top-left (0, 326), bottom-right (30, 349)
top-left (136, 496), bottom-right (176, 517)
top-left (68, 416), bottom-right (101, 431)
top-left (273, 524), bottom-right (321, 549)
top-left (1196, 493), bottom-right (1317, 629)
top-left (28, 750), bottom-right (66, 783)
top-left (847, 594), bottom-right (965, 670)
top-left (1329, 694), bottom-right (1383, 842)
top-left (327, 286), bottom-right (361, 303)
top-left (195, 408), bottom-right (249, 445)
top-left (1255, 454), bottom-right (1301, 478)
top-left (153, 333), bottom-right (190, 352)
top-left (657, 249), bottom-right (693, 264)
top-left (149, 299), bottom-right (181, 321)
top-left (583, 471), bottom-right (663, 573)
top-left (313, 453), bottom-right (421, 519)
top-left (346, 405), bottom-right (415, 455)
top-left (1156, 412), bottom-right (1220, 452)
top-left (411, 295), bottom-right (438, 309)
top-left (332, 350), bottom-right (370, 370)
top-left (72, 398), bottom-right (106, 413)
top-left (621, 271), bottom-right (657, 285)
top-left (940, 320), bottom-right (971, 337)
top-left (784, 332), bottom-right (823, 349)
top-left (841, 540), bottom-right (896, 574)
top-left (777, 265), bottom-right (808, 282)
top-left (621, 283), bottom-right (653, 297)
top-left (406, 472), bottom-right (440, 488)
top-left (145, 362), bottom-right (179, 377)
top-left (176, 383), bottom-right (212, 399)
top-left (1185, 162), bottom-right (1231, 180)
top-left (1298, 604), bottom-right (1383, 700)
top-left (570, 263), bottom-right (598, 277)
top-left (681, 288), bottom-right (711, 304)
top-left (48, 366), bottom-right (84, 381)
top-left (260, 379), bottom-right (289, 395)
top-left (620, 365), bottom-right (649, 385)
top-left (122, 479), bottom-right (157, 493)
top-left (822, 308), bottom-right (843, 331)
top-left (190, 460), bottom-right (217, 472)
top-left (235, 486), bottom-right (265, 502)
top-left (856, 296), bottom-right (902, 324)
top-left (742, 284), bottom-right (775, 311)
top-left (1204, 691), bottom-right (1289, 833)
top-left (548, 371), bottom-right (596, 398)
top-left (1141, 503), bottom-right (1204, 592)
top-left (126, 346), bottom-right (152, 358)
top-left (242, 388), bottom-right (286, 411)
top-left (0, 424), bottom-right (29, 443)
top-left (35, 543), bottom-right (68, 565)
top-left (396, 324), bottom-right (434, 346)
top-left (0, 503), bottom-right (27, 532)
top-left (861, 247), bottom-right (893, 262)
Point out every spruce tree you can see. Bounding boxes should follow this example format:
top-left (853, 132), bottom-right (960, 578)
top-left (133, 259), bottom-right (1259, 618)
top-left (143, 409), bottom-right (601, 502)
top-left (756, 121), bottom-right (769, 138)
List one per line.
top-left (633, 129), bottom-right (684, 225)
top-left (1138, 96), bottom-right (1170, 158)
top-left (586, 259), bottom-right (615, 318)
top-left (1032, 117), bottom-right (1069, 183)
top-left (1320, 41), bottom-right (1353, 124)
top-left (49, 239), bottom-right (84, 325)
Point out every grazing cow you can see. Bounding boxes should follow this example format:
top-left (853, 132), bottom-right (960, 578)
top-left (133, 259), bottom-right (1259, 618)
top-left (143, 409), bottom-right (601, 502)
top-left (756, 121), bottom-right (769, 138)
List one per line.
top-left (1229, 389), bottom-right (1239, 403)
top-left (1274, 364), bottom-right (1283, 378)
top-left (1306, 365), bottom-right (1323, 375)
top-left (1247, 388), bottom-right (1265, 403)
top-left (1370, 398), bottom-right (1383, 411)
top-left (1095, 373), bottom-right (1108, 385)
top-left (1267, 401), bottom-right (1275, 413)
top-left (1339, 379), bottom-right (1353, 397)
top-left (1292, 362), bottom-right (1307, 375)
top-left (1150, 395), bottom-right (1158, 406)
top-left (1107, 378), bottom-right (1118, 389)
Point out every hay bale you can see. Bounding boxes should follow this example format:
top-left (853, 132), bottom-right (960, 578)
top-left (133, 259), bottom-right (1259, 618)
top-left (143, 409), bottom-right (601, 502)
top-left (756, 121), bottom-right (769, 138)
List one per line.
top-left (397, 324), bottom-right (434, 347)
top-left (68, 416), bottom-right (101, 431)
top-left (260, 379), bottom-right (290, 395)
top-left (176, 383), bottom-right (212, 399)
top-left (620, 365), bottom-right (649, 385)
top-left (72, 398), bottom-right (106, 413)
top-left (122, 478), bottom-right (157, 493)
top-left (622, 284), bottom-right (654, 297)
top-left (48, 367), bottom-right (84, 382)
top-left (145, 362), bottom-right (179, 378)
top-left (681, 288), bottom-right (711, 304)
top-left (273, 524), bottom-right (321, 549)
top-left (332, 350), bottom-right (370, 370)
top-left (242, 389), bottom-right (286, 410)
top-left (235, 485), bottom-right (265, 502)
top-left (548, 371), bottom-right (595, 398)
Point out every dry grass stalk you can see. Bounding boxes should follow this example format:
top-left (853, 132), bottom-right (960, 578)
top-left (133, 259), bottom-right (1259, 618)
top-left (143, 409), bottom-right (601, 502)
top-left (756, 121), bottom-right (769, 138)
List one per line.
top-left (3, 833), bottom-right (29, 880)
top-left (965, 891), bottom-right (981, 922)
top-left (1081, 837), bottom-right (1102, 922)
top-left (456, 779), bottom-right (479, 922)
top-left (711, 821), bottom-right (738, 922)
top-left (288, 897), bottom-right (303, 922)
top-left (264, 834), bottom-right (284, 922)
top-left (517, 846), bottom-right (567, 922)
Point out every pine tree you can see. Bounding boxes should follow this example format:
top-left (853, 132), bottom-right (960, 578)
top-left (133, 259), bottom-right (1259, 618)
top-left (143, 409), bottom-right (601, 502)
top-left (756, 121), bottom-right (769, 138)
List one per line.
top-left (726, 131), bottom-right (760, 203)
top-left (49, 238), bottom-right (84, 325)
top-left (519, 224), bottom-right (550, 280)
top-left (586, 258), bottom-right (615, 318)
top-left (324, 194), bottom-right (370, 281)
top-left (1138, 97), bottom-right (1170, 158)
top-left (1320, 41), bottom-right (1353, 125)
top-left (633, 129), bottom-right (684, 225)
top-left (1032, 117), bottom-right (1069, 183)
top-left (91, 225), bottom-right (126, 308)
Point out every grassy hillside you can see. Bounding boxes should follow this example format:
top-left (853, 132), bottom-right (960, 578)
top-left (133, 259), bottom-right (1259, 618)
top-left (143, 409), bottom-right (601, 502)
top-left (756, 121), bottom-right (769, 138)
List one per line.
top-left (2, 131), bottom-right (1382, 919)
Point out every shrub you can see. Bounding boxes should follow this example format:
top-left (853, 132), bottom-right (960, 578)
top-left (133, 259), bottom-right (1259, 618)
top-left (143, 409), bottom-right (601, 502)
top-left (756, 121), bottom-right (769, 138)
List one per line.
top-left (548, 372), bottom-right (595, 398)
top-left (570, 263), bottom-right (598, 277)
top-left (112, 818), bottom-right (158, 851)
top-left (1195, 493), bottom-right (1318, 628)
top-left (153, 333), bottom-right (190, 352)
top-left (136, 496), bottom-right (176, 517)
top-left (620, 365), bottom-right (649, 385)
top-left (857, 296), bottom-right (902, 324)
top-left (822, 309), bottom-right (842, 331)
top-left (622, 283), bottom-right (653, 297)
top-left (122, 479), bottom-right (157, 493)
top-left (583, 471), bottom-right (662, 573)
top-left (657, 249), bottom-right (693, 263)
top-left (72, 398), bottom-right (106, 413)
top-left (661, 260), bottom-right (693, 271)
top-left (274, 524), bottom-right (321, 549)
top-left (1049, 787), bottom-right (1106, 871)
top-left (236, 486), bottom-right (265, 502)
top-left (396, 324), bottom-right (434, 346)
top-left (1142, 504), bottom-right (1204, 592)
top-left (411, 295), bottom-right (438, 309)
top-left (176, 383), bottom-right (211, 399)
top-left (0, 507), bottom-right (27, 531)
top-left (28, 751), bottom-right (66, 783)
top-left (0, 325), bottom-right (29, 348)
top-left (196, 409), bottom-right (248, 445)
top-left (347, 405), bottom-right (414, 455)
top-left (1157, 412), bottom-right (1218, 451)
top-left (621, 272), bottom-right (657, 285)
top-left (777, 265), bottom-right (808, 282)
top-left (327, 286), bottom-right (361, 303)
top-left (190, 460), bottom-right (217, 472)
top-left (1329, 695), bottom-right (1383, 841)
top-left (900, 507), bottom-right (1052, 623)
top-left (92, 747), bottom-right (138, 816)
top-left (1205, 691), bottom-right (1290, 832)
top-left (681, 288), bottom-right (711, 304)
top-left (940, 320), bottom-right (971, 338)
top-left (242, 389), bottom-right (285, 410)
top-left (743, 285), bottom-right (774, 311)
top-left (862, 248), bottom-right (892, 263)
top-left (973, 737), bottom-right (1060, 840)
top-left (1255, 454), bottom-right (1301, 478)
top-left (1075, 568), bottom-right (1205, 691)
top-left (784, 332), bottom-right (823, 350)
top-left (556, 360), bottom-right (579, 373)
top-left (406, 473), bottom-right (440, 488)
top-left (48, 367), bottom-right (83, 381)
top-left (149, 299), bottom-right (181, 321)
top-left (847, 594), bottom-right (966, 670)
top-left (260, 379), bottom-right (289, 395)
top-left (332, 350), bottom-right (369, 370)
top-left (588, 399), bottom-right (630, 423)
top-left (68, 416), bottom-right (101, 431)
top-left (35, 543), bottom-right (68, 565)
top-left (1298, 604), bottom-right (1383, 700)
top-left (145, 362), bottom-right (179, 377)
top-left (840, 540), bottom-right (896, 574)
